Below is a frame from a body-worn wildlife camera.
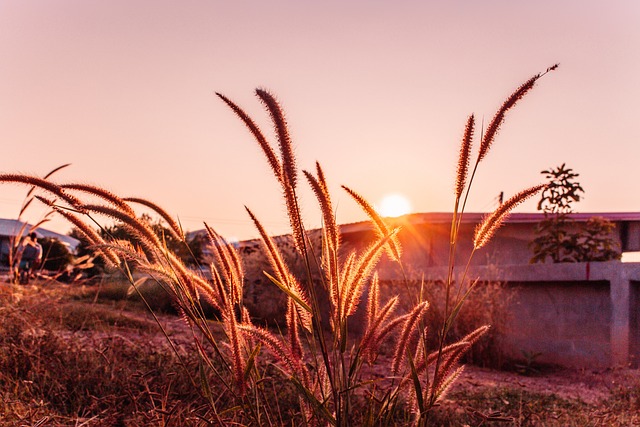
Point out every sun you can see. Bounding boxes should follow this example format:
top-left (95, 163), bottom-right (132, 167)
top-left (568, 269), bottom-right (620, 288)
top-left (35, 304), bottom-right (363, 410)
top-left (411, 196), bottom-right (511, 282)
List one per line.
top-left (376, 193), bottom-right (412, 218)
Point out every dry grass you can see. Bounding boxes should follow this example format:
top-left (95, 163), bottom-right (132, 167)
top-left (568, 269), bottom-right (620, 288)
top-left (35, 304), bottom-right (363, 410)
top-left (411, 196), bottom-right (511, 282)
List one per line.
top-left (0, 281), bottom-right (214, 425)
top-left (383, 278), bottom-right (513, 369)
top-left (428, 381), bottom-right (640, 426)
top-left (2, 281), bottom-right (639, 426)
top-left (0, 281), bottom-right (311, 426)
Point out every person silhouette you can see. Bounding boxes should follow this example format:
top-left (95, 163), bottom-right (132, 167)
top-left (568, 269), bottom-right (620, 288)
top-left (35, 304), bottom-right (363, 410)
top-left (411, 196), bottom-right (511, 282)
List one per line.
top-left (19, 232), bottom-right (43, 284)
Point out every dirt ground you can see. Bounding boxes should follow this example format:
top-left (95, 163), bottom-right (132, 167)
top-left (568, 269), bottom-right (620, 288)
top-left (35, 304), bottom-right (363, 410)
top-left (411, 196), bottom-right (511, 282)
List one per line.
top-left (455, 364), bottom-right (640, 405)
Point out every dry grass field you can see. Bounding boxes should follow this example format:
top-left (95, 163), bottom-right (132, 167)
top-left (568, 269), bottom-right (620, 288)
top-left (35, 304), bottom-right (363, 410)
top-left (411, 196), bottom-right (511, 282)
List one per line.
top-left (1, 279), bottom-right (639, 426)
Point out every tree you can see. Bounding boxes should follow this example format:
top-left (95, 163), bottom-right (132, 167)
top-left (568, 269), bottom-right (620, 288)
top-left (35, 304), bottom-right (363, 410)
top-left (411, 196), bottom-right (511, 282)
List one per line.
top-left (40, 237), bottom-right (74, 271)
top-left (536, 163), bottom-right (584, 215)
top-left (530, 164), bottom-right (583, 263)
top-left (530, 164), bottom-right (620, 263)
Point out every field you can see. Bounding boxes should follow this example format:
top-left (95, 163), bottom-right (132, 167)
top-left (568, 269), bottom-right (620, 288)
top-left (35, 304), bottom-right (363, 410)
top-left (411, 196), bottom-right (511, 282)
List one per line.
top-left (1, 278), bottom-right (639, 426)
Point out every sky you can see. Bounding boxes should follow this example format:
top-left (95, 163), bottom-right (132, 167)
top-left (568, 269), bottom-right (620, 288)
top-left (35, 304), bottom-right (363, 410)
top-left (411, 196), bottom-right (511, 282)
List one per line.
top-left (1, 1), bottom-right (639, 241)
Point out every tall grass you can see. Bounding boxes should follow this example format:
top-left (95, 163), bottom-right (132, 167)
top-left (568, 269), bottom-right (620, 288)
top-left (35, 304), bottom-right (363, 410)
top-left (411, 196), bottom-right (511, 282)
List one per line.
top-left (0, 285), bottom-right (221, 425)
top-left (0, 65), bottom-right (557, 425)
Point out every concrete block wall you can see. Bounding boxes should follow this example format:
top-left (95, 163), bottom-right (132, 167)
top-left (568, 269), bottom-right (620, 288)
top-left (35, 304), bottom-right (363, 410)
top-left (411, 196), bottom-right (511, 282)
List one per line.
top-left (380, 261), bottom-right (640, 368)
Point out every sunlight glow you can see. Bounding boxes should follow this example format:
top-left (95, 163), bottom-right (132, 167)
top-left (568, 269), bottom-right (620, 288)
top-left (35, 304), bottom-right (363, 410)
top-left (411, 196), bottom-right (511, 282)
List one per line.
top-left (622, 252), bottom-right (640, 263)
top-left (376, 194), bottom-right (412, 218)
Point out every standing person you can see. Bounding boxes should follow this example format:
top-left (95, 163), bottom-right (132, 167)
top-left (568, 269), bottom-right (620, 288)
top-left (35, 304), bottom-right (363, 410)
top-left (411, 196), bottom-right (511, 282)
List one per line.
top-left (19, 232), bottom-right (42, 284)
top-left (32, 232), bottom-right (43, 274)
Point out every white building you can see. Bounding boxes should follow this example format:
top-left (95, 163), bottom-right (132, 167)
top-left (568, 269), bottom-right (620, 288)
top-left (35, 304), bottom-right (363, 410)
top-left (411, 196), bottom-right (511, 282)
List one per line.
top-left (0, 218), bottom-right (79, 266)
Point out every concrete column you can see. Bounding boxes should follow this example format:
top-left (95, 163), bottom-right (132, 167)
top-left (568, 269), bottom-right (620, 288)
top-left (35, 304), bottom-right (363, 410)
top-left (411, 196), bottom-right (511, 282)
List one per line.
top-left (608, 263), bottom-right (630, 366)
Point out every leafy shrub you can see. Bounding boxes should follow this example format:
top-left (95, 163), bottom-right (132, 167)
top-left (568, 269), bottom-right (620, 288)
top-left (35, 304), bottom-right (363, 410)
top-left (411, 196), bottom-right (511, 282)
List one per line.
top-left (530, 164), bottom-right (621, 263)
top-left (39, 237), bottom-right (73, 272)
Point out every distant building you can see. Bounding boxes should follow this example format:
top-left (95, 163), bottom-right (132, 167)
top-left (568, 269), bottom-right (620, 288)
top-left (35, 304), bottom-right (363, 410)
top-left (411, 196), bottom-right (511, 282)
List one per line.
top-left (337, 212), bottom-right (640, 368)
top-left (0, 219), bottom-right (79, 266)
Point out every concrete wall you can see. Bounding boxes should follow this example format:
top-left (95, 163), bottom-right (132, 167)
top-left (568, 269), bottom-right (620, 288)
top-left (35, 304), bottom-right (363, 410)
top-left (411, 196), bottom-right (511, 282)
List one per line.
top-left (502, 280), bottom-right (611, 367)
top-left (379, 262), bottom-right (640, 368)
top-left (625, 222), bottom-right (640, 251)
top-left (630, 281), bottom-right (640, 367)
top-left (239, 223), bottom-right (638, 368)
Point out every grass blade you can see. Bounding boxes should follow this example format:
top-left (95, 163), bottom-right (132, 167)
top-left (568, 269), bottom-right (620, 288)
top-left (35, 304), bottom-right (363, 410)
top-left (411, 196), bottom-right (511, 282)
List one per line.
top-left (264, 271), bottom-right (312, 314)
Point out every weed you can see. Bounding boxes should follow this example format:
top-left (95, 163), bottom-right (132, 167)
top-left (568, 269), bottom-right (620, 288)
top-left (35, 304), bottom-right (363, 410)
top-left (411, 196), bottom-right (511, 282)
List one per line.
top-left (515, 350), bottom-right (544, 376)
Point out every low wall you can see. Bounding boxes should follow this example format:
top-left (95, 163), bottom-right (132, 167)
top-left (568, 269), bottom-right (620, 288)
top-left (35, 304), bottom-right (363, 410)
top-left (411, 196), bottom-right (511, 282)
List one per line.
top-left (241, 256), bottom-right (640, 368)
top-left (501, 280), bottom-right (611, 367)
top-left (381, 261), bottom-right (640, 368)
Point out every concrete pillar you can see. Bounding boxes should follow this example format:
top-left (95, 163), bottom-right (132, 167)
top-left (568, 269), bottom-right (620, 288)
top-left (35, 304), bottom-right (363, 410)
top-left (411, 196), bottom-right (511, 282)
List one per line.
top-left (608, 263), bottom-right (630, 366)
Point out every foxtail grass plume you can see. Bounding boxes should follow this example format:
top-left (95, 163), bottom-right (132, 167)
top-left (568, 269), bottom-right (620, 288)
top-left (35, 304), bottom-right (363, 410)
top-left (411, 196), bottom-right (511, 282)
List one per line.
top-left (226, 302), bottom-right (247, 394)
top-left (434, 326), bottom-right (489, 377)
top-left (215, 92), bottom-right (283, 181)
top-left (245, 207), bottom-right (290, 284)
top-left (477, 64), bottom-right (558, 163)
top-left (23, 163), bottom-right (71, 203)
top-left (37, 197), bottom-right (120, 267)
top-left (304, 162), bottom-right (339, 254)
top-left (239, 324), bottom-right (310, 388)
top-left (218, 89), bottom-right (306, 254)
top-left (365, 273), bottom-right (380, 332)
top-left (204, 223), bottom-right (244, 304)
top-left (341, 229), bottom-right (400, 320)
top-left (287, 298), bottom-right (304, 361)
top-left (63, 183), bottom-right (136, 216)
top-left (282, 175), bottom-right (306, 255)
top-left (256, 88), bottom-right (297, 189)
top-left (245, 206), bottom-right (313, 332)
top-left (391, 301), bottom-right (429, 374)
top-left (455, 114), bottom-right (474, 199)
top-left (334, 251), bottom-right (357, 323)
top-left (473, 185), bottom-right (544, 249)
top-left (478, 74), bottom-right (540, 162)
top-left (360, 295), bottom-right (399, 364)
top-left (304, 162), bottom-right (341, 316)
top-left (125, 197), bottom-right (184, 241)
top-left (0, 174), bottom-right (83, 211)
top-left (342, 185), bottom-right (403, 262)
top-left (82, 204), bottom-right (163, 252)
top-left (428, 325), bottom-right (490, 402)
top-left (432, 365), bottom-right (465, 402)
top-left (423, 325), bottom-right (491, 372)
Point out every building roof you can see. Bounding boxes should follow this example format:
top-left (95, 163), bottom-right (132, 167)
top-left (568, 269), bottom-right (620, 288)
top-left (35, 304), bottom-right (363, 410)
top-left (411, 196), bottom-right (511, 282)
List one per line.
top-left (188, 212), bottom-right (640, 245)
top-left (338, 212), bottom-right (640, 235)
top-left (0, 219), bottom-right (80, 250)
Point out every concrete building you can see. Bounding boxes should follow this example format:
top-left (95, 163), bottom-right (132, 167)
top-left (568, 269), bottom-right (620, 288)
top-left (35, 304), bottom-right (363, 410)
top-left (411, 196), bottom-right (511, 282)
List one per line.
top-left (336, 212), bottom-right (640, 368)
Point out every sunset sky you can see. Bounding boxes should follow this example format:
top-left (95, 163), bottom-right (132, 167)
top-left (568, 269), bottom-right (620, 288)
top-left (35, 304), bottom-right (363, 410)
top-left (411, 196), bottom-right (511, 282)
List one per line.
top-left (1, 1), bottom-right (639, 241)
